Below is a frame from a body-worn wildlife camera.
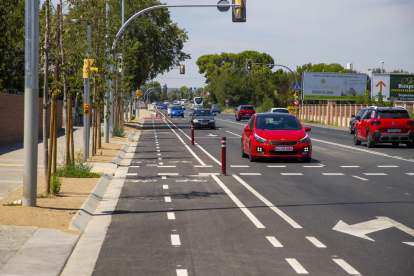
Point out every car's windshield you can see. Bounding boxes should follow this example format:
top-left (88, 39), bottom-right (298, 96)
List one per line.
top-left (172, 106), bottom-right (182, 110)
top-left (377, 110), bottom-right (410, 119)
top-left (194, 110), bottom-right (212, 116)
top-left (241, 106), bottom-right (254, 110)
top-left (256, 115), bottom-right (301, 130)
top-left (272, 109), bottom-right (289, 114)
top-left (194, 98), bottom-right (203, 104)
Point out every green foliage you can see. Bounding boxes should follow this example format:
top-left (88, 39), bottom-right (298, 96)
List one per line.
top-left (113, 127), bottom-right (125, 137)
top-left (37, 193), bottom-right (55, 198)
top-left (131, 115), bottom-right (136, 120)
top-left (256, 97), bottom-right (274, 113)
top-left (50, 176), bottom-right (62, 196)
top-left (2, 203), bottom-right (21, 206)
top-left (56, 152), bottom-right (100, 178)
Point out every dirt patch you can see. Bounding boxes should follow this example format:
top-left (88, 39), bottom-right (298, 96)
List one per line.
top-left (87, 142), bottom-right (123, 163)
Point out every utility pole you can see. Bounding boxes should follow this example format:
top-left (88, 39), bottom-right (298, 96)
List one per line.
top-left (104, 2), bottom-right (110, 143)
top-left (23, 0), bottom-right (39, 206)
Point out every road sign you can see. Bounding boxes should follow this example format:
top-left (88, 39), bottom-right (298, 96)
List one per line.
top-left (293, 82), bottom-right (301, 91)
top-left (225, 99), bottom-right (229, 103)
top-left (293, 100), bottom-right (299, 105)
top-left (217, 0), bottom-right (230, 12)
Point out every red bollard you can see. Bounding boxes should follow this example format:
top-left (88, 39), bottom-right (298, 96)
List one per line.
top-left (222, 137), bottom-right (226, 175)
top-left (191, 123), bottom-right (194, 146)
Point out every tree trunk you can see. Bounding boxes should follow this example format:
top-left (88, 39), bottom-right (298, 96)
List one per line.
top-left (43, 0), bottom-right (50, 191)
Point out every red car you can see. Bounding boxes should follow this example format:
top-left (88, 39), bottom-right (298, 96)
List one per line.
top-left (354, 107), bottom-right (414, 148)
top-left (235, 105), bottom-right (255, 121)
top-left (241, 113), bottom-right (312, 162)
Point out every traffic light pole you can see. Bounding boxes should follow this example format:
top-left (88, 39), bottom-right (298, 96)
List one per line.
top-left (83, 23), bottom-right (92, 161)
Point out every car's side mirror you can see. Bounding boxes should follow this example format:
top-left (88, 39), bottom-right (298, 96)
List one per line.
top-left (356, 116), bottom-right (361, 121)
top-left (351, 115), bottom-right (355, 118)
top-left (304, 127), bottom-right (311, 132)
top-left (244, 126), bottom-right (251, 132)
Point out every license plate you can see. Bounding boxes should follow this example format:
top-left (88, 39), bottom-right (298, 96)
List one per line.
top-left (387, 129), bottom-right (401, 133)
top-left (200, 122), bottom-right (208, 125)
top-left (275, 147), bottom-right (293, 151)
top-left (245, 114), bottom-right (250, 115)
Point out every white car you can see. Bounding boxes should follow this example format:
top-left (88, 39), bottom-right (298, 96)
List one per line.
top-left (167, 106), bottom-right (173, 115)
top-left (269, 108), bottom-right (290, 114)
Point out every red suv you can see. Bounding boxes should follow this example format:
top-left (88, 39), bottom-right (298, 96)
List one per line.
top-left (354, 107), bottom-right (414, 148)
top-left (235, 105), bottom-right (255, 121)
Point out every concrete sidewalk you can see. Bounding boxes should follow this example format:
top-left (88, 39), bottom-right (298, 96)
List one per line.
top-left (0, 110), bottom-right (150, 275)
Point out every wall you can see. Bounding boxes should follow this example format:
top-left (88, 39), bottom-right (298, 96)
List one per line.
top-left (0, 94), bottom-right (63, 146)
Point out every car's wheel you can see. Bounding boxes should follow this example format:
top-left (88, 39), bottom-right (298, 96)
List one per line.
top-left (392, 142), bottom-right (399, 147)
top-left (248, 143), bottom-right (256, 162)
top-left (236, 116), bottom-right (239, 121)
top-left (367, 132), bottom-right (375, 148)
top-left (406, 142), bottom-right (414, 148)
top-left (241, 141), bottom-right (248, 158)
top-left (353, 133), bottom-right (361, 145)
top-left (349, 124), bottom-right (354, 134)
top-left (302, 157), bottom-right (311, 163)
top-left (182, 115), bottom-right (184, 118)
top-left (210, 126), bottom-right (216, 130)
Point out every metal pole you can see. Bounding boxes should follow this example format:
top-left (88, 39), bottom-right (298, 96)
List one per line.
top-left (221, 137), bottom-right (226, 175)
top-left (104, 2), bottom-right (110, 143)
top-left (83, 23), bottom-right (91, 160)
top-left (23, 0), bottom-right (39, 207)
top-left (191, 123), bottom-right (194, 146)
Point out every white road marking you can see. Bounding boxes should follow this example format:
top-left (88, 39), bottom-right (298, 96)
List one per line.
top-left (402, 242), bottom-right (414, 247)
top-left (163, 185), bottom-right (169, 189)
top-left (176, 269), bottom-right (188, 276)
top-left (377, 165), bottom-right (398, 167)
top-left (157, 154), bottom-right (161, 156)
top-left (126, 173), bottom-right (137, 176)
top-left (158, 173), bottom-right (179, 176)
top-left (157, 150), bottom-right (160, 152)
top-left (156, 147), bottom-right (159, 149)
top-left (266, 236), bottom-right (283, 247)
top-left (211, 175), bottom-right (265, 229)
top-left (303, 165), bottom-right (323, 168)
top-left (363, 173), bottom-right (387, 176)
top-left (240, 173), bottom-right (262, 176)
top-left (158, 166), bottom-right (176, 168)
top-left (281, 173), bottom-right (303, 176)
top-left (159, 162), bottom-right (164, 165)
top-left (158, 158), bottom-right (162, 160)
top-left (306, 237), bottom-right (326, 248)
top-left (167, 212), bottom-right (176, 220)
top-left (171, 234), bottom-right (181, 246)
top-left (131, 179), bottom-right (156, 183)
top-left (285, 258), bottom-right (309, 274)
top-left (322, 173), bottom-right (345, 176)
top-left (230, 165), bottom-right (249, 168)
top-left (194, 165), bottom-right (213, 167)
top-left (267, 165), bottom-right (286, 168)
top-left (333, 259), bottom-right (361, 275)
top-left (225, 130), bottom-right (242, 137)
top-left (199, 173), bottom-right (220, 176)
top-left (406, 173), bottom-right (414, 175)
top-left (165, 196), bottom-right (172, 202)
top-left (232, 175), bottom-right (302, 229)
top-left (341, 166), bottom-right (360, 168)
top-left (352, 175), bottom-right (368, 181)
top-left (129, 166), bottom-right (140, 168)
top-left (197, 144), bottom-right (222, 165)
top-left (176, 179), bottom-right (208, 182)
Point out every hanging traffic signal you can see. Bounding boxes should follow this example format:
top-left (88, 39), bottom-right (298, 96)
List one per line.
top-left (246, 59), bottom-right (252, 71)
top-left (232, 0), bottom-right (246, 23)
top-left (180, 65), bottom-right (185, 74)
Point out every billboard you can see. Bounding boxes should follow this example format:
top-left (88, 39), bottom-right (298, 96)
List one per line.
top-left (302, 72), bottom-right (367, 101)
top-left (371, 74), bottom-right (414, 102)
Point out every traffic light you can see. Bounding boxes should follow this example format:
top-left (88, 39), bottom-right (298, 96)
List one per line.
top-left (136, 90), bottom-right (142, 99)
top-left (246, 59), bottom-right (252, 71)
top-left (83, 104), bottom-right (91, 115)
top-left (295, 92), bottom-right (299, 99)
top-left (180, 65), bottom-right (185, 74)
top-left (232, 0), bottom-right (246, 23)
top-left (83, 59), bottom-right (96, 78)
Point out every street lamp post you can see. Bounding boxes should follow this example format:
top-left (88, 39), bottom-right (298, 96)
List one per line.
top-left (380, 61), bottom-right (384, 73)
top-left (71, 19), bottom-right (91, 161)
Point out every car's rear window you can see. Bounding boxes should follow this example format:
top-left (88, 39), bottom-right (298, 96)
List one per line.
top-left (256, 115), bottom-right (301, 130)
top-left (194, 110), bottom-right (212, 116)
top-left (241, 106), bottom-right (254, 110)
top-left (377, 110), bottom-right (410, 119)
top-left (272, 109), bottom-right (290, 114)
top-left (172, 106), bottom-right (182, 110)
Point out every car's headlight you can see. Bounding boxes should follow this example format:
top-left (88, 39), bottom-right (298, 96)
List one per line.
top-left (299, 135), bottom-right (309, 144)
top-left (209, 119), bottom-right (215, 122)
top-left (193, 119), bottom-right (199, 123)
top-left (254, 134), bottom-right (267, 144)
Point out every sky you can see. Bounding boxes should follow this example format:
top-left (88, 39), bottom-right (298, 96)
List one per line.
top-left (45, 0), bottom-right (414, 90)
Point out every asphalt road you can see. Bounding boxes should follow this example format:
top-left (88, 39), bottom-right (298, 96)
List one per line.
top-left (93, 110), bottom-right (414, 276)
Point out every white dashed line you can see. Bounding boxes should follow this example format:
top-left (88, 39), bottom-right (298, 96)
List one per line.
top-left (158, 173), bottom-right (179, 176)
top-left (341, 166), bottom-right (360, 168)
top-left (157, 154), bottom-right (161, 156)
top-left (171, 234), bottom-right (181, 246)
top-left (267, 165), bottom-right (286, 168)
top-left (406, 173), bottom-right (414, 175)
top-left (163, 185), bottom-right (169, 189)
top-left (129, 166), bottom-right (140, 168)
top-left (232, 174), bottom-right (301, 229)
top-left (225, 130), bottom-right (242, 137)
top-left (157, 150), bottom-right (160, 152)
top-left (167, 212), bottom-right (176, 220)
top-left (211, 175), bottom-right (265, 229)
top-left (240, 173), bottom-right (262, 176)
top-left (158, 158), bottom-right (162, 160)
top-left (333, 259), bottom-right (361, 275)
top-left (322, 173), bottom-right (344, 176)
top-left (197, 144), bottom-right (222, 165)
top-left (126, 173), bottom-right (137, 176)
top-left (281, 173), bottom-right (303, 176)
top-left (352, 175), bottom-right (368, 181)
top-left (377, 165), bottom-right (398, 167)
top-left (303, 165), bottom-right (323, 168)
top-left (176, 269), bottom-right (188, 276)
top-left (363, 173), bottom-right (387, 176)
top-left (159, 162), bottom-right (164, 165)
top-left (158, 166), bottom-right (176, 168)
top-left (285, 258), bottom-right (308, 274)
top-left (266, 236), bottom-right (283, 247)
top-left (306, 237), bottom-right (326, 248)
top-left (194, 165), bottom-right (213, 168)
top-left (230, 165), bottom-right (249, 168)
top-left (165, 196), bottom-right (172, 202)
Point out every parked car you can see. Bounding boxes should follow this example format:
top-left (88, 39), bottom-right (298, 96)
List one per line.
top-left (241, 113), bottom-right (312, 162)
top-left (349, 108), bottom-right (372, 134)
top-left (170, 105), bottom-right (184, 118)
top-left (353, 107), bottom-right (414, 148)
top-left (235, 105), bottom-right (255, 121)
top-left (211, 104), bottom-right (221, 113)
top-left (189, 109), bottom-right (216, 129)
top-left (269, 108), bottom-right (290, 114)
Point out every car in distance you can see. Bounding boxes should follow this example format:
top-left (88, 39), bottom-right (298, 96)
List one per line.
top-left (194, 104), bottom-right (203, 110)
top-left (353, 107), bottom-right (414, 148)
top-left (167, 106), bottom-right (173, 116)
top-left (235, 105), bottom-right (255, 121)
top-left (170, 105), bottom-right (184, 118)
top-left (241, 113), bottom-right (312, 162)
top-left (211, 104), bottom-right (221, 113)
top-left (189, 109), bottom-right (216, 129)
top-left (349, 108), bottom-right (371, 134)
top-left (269, 108), bottom-right (290, 114)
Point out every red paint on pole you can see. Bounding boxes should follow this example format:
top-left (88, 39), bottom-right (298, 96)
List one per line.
top-left (191, 123), bottom-right (194, 146)
top-left (222, 137), bottom-right (226, 175)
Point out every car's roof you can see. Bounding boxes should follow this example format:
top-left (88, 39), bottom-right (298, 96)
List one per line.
top-left (256, 113), bottom-right (296, 117)
top-left (270, 107), bottom-right (289, 110)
